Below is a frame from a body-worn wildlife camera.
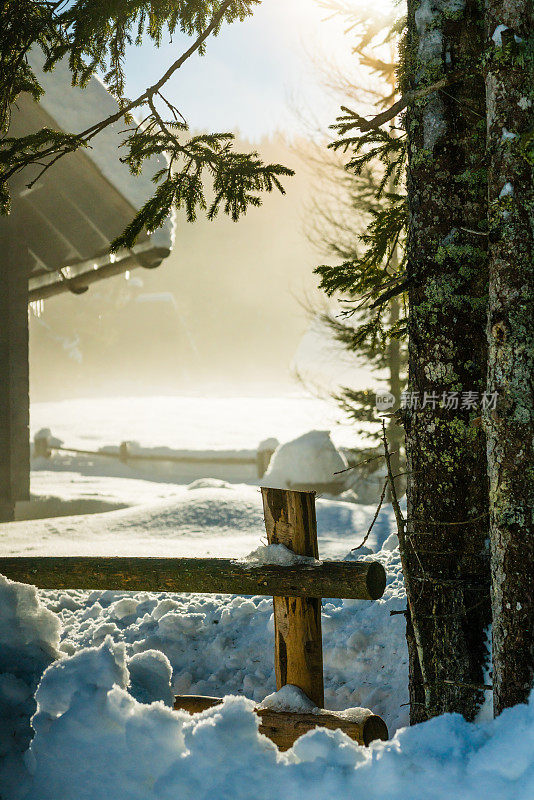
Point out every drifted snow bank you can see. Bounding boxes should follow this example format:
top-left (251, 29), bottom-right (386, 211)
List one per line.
top-left (2, 482), bottom-right (396, 559)
top-left (0, 576), bottom-right (60, 797)
top-left (9, 636), bottom-right (534, 800)
top-left (1, 566), bottom-right (534, 799)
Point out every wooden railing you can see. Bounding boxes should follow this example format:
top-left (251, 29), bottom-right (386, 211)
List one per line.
top-left (0, 487), bottom-right (388, 748)
top-left (33, 433), bottom-right (276, 478)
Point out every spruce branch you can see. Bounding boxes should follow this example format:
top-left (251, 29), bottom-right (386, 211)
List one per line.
top-left (2, 0), bottom-right (293, 242)
top-left (337, 71), bottom-right (464, 133)
top-left (4, 0), bottom-right (236, 189)
top-left (369, 277), bottom-right (410, 309)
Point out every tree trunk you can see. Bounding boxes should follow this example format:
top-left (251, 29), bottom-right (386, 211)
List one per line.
top-left (483, 4), bottom-right (534, 714)
top-left (387, 293), bottom-right (404, 500)
top-left (403, 0), bottom-right (491, 722)
top-left (387, 67), bottom-right (405, 502)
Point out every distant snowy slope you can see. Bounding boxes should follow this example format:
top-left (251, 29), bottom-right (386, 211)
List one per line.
top-left (29, 396), bottom-right (368, 453)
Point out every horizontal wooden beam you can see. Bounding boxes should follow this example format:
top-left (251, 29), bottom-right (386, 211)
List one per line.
top-left (28, 254), bottom-right (142, 301)
top-left (174, 695), bottom-right (388, 750)
top-left (49, 445), bottom-right (256, 466)
top-left (0, 556), bottom-right (386, 600)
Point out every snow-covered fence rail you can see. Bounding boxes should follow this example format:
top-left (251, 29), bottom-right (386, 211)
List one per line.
top-left (0, 556), bottom-right (385, 600)
top-left (172, 695), bottom-right (388, 751)
top-left (33, 431), bottom-right (277, 478)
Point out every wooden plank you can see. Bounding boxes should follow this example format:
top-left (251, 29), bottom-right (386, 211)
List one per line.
top-left (174, 695), bottom-right (388, 750)
top-left (0, 556), bottom-right (386, 599)
top-left (261, 487), bottom-right (324, 707)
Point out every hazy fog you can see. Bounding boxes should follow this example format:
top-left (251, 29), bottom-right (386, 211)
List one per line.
top-left (29, 134), bottom-right (330, 401)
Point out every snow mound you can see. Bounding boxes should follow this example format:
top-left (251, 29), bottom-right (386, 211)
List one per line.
top-left (0, 576), bottom-right (61, 798)
top-left (21, 636), bottom-right (534, 800)
top-left (186, 478), bottom-right (234, 490)
top-left (243, 543), bottom-right (319, 566)
top-left (259, 684), bottom-right (319, 713)
top-left (128, 650), bottom-right (173, 706)
top-left (264, 430), bottom-right (348, 488)
top-left (33, 636), bottom-right (128, 722)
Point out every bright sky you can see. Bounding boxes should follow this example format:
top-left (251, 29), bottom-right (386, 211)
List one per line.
top-left (124, 0), bottom-right (364, 141)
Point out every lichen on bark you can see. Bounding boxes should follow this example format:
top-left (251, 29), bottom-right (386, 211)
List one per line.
top-left (483, 2), bottom-right (534, 715)
top-left (402, 0), bottom-right (491, 722)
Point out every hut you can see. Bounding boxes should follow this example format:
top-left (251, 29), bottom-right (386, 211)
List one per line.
top-left (0, 51), bottom-right (174, 521)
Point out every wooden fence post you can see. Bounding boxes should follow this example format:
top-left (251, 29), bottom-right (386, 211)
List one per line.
top-left (261, 487), bottom-right (324, 707)
top-left (33, 432), bottom-right (51, 459)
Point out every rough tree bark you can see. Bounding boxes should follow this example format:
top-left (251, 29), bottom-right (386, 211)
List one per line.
top-left (387, 290), bottom-right (404, 501)
top-left (402, 0), bottom-right (491, 722)
top-left (483, 3), bottom-right (534, 714)
top-left (386, 71), bottom-right (405, 502)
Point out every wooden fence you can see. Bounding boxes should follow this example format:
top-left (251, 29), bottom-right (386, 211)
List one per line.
top-left (0, 486), bottom-right (388, 749)
top-left (33, 432), bottom-right (276, 478)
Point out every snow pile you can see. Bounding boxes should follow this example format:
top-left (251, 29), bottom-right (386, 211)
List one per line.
top-left (1, 548), bottom-right (534, 799)
top-left (264, 430), bottom-right (348, 489)
top-left (0, 576), bottom-right (61, 798)
top-left (243, 543), bottom-right (319, 566)
top-left (128, 650), bottom-right (174, 706)
top-left (259, 684), bottom-right (319, 713)
top-left (15, 636), bottom-right (534, 800)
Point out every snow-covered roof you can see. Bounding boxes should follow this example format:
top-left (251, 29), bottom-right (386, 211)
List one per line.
top-left (9, 50), bottom-right (175, 300)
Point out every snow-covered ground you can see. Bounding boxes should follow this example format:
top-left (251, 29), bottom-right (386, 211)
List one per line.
top-left (2, 569), bottom-right (533, 800)
top-left (22, 396), bottom-right (381, 517)
top-left (1, 397), bottom-right (531, 799)
top-left (4, 480), bottom-right (395, 558)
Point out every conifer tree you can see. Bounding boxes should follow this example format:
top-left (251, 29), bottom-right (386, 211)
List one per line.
top-left (312, 2), bottom-right (407, 496)
top-left (321, 0), bottom-right (492, 722)
top-left (1, 1), bottom-right (293, 244)
top-left (483, 1), bottom-right (534, 714)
